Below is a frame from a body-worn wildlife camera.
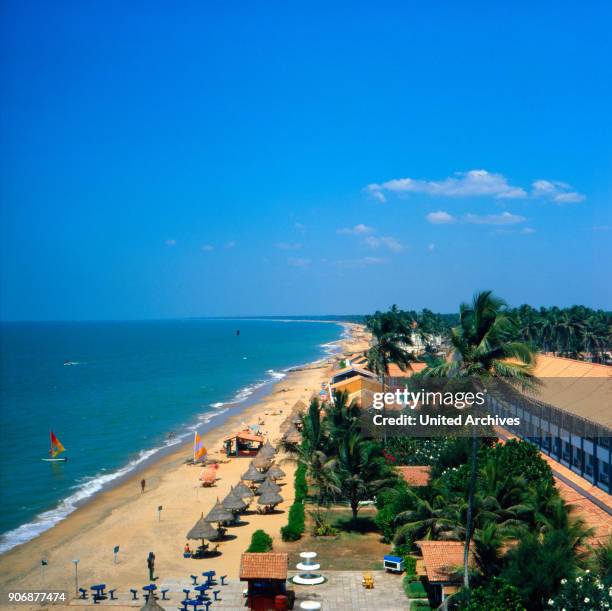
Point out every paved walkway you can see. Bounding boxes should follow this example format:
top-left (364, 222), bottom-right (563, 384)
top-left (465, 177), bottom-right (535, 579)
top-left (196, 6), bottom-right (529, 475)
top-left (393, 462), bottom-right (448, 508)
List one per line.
top-left (69, 570), bottom-right (408, 609)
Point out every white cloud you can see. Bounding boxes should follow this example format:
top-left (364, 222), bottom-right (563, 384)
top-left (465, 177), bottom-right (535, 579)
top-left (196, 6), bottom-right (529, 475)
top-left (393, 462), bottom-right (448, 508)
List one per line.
top-left (165, 239), bottom-right (177, 246)
top-left (288, 257), bottom-right (311, 267)
top-left (333, 256), bottom-right (389, 269)
top-left (363, 235), bottom-right (404, 252)
top-left (521, 227), bottom-right (536, 234)
top-left (464, 211), bottom-right (526, 225)
top-left (427, 243), bottom-right (435, 251)
top-left (201, 244), bottom-right (214, 251)
top-left (224, 241), bottom-right (236, 249)
top-left (275, 242), bottom-right (302, 250)
top-left (532, 179), bottom-right (585, 203)
top-left (337, 223), bottom-right (375, 235)
top-left (367, 170), bottom-right (528, 202)
top-left (294, 222), bottom-right (305, 230)
top-left (426, 211), bottom-right (457, 224)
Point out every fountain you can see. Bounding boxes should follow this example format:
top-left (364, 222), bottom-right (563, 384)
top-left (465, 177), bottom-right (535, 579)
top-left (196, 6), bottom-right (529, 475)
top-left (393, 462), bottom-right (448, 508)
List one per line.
top-left (291, 551), bottom-right (325, 585)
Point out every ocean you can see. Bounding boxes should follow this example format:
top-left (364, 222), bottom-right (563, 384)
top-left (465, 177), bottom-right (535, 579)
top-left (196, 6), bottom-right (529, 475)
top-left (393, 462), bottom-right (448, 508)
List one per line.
top-left (0, 319), bottom-right (343, 553)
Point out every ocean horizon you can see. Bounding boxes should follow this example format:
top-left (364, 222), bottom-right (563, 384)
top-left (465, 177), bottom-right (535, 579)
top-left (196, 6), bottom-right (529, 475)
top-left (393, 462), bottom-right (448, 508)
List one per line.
top-left (0, 318), bottom-right (345, 554)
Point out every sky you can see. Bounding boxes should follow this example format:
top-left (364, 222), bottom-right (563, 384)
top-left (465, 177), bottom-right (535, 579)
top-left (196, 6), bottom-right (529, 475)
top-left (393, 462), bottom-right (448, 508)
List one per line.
top-left (1, 1), bottom-right (611, 320)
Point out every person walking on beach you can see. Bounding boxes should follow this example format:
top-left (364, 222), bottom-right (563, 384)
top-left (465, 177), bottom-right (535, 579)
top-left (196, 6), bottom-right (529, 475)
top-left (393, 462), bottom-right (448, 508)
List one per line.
top-left (147, 552), bottom-right (156, 581)
top-left (140, 478), bottom-right (146, 493)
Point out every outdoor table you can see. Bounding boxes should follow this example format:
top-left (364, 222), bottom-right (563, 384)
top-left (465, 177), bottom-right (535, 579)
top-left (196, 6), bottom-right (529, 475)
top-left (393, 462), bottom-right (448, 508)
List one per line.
top-left (185, 600), bottom-right (202, 610)
top-left (201, 571), bottom-right (215, 585)
top-left (194, 584), bottom-right (210, 597)
top-left (143, 584), bottom-right (157, 600)
top-left (90, 585), bottom-right (106, 598)
top-left (300, 602), bottom-right (322, 611)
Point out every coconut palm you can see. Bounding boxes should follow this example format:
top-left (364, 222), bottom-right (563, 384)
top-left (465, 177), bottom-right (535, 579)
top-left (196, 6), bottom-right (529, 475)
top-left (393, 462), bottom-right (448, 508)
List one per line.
top-left (424, 290), bottom-right (539, 590)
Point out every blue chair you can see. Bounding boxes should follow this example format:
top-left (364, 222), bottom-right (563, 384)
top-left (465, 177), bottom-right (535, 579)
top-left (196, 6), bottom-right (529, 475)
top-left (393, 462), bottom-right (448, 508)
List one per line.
top-left (130, 589), bottom-right (139, 600)
top-left (109, 589), bottom-right (117, 600)
top-left (78, 588), bottom-right (88, 600)
top-left (203, 601), bottom-right (212, 611)
top-left (212, 589), bottom-right (221, 601)
top-left (183, 589), bottom-right (191, 599)
top-left (220, 575), bottom-right (227, 585)
top-left (190, 574), bottom-right (198, 585)
top-left (161, 588), bottom-right (169, 600)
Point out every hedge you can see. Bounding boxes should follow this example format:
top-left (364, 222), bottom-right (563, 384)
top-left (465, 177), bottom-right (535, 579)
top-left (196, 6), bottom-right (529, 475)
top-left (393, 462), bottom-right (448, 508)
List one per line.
top-left (247, 529), bottom-right (273, 553)
top-left (403, 577), bottom-right (427, 599)
top-left (281, 463), bottom-right (307, 541)
top-left (410, 602), bottom-right (431, 610)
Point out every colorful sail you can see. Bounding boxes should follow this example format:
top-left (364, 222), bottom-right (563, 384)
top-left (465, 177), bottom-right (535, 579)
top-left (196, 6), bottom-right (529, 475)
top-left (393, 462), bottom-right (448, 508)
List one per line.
top-left (50, 432), bottom-right (65, 457)
top-left (193, 432), bottom-right (207, 461)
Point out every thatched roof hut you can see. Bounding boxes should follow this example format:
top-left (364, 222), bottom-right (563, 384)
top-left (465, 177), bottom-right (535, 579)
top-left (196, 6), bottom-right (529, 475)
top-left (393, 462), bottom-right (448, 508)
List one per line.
top-left (256, 478), bottom-right (281, 495)
top-left (204, 499), bottom-right (234, 524)
top-left (257, 490), bottom-right (283, 507)
top-left (187, 514), bottom-right (220, 542)
top-left (267, 463), bottom-right (286, 480)
top-left (252, 452), bottom-right (272, 471)
top-left (234, 481), bottom-right (255, 498)
top-left (222, 487), bottom-right (248, 512)
top-left (242, 462), bottom-right (266, 482)
top-left (259, 440), bottom-right (277, 459)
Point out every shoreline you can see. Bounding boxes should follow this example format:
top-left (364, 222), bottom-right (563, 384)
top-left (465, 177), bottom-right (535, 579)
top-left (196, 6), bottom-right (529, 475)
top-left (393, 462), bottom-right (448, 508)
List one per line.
top-left (0, 322), bottom-right (369, 597)
top-left (0, 322), bottom-right (349, 557)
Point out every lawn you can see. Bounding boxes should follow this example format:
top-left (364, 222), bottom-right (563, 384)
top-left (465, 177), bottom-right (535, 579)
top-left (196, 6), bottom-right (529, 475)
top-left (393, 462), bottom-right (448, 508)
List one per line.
top-left (275, 505), bottom-right (391, 571)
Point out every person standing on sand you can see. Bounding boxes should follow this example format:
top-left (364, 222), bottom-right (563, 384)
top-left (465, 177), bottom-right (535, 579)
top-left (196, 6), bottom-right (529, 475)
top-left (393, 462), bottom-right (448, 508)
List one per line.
top-left (147, 552), bottom-right (156, 581)
top-left (141, 478), bottom-right (146, 493)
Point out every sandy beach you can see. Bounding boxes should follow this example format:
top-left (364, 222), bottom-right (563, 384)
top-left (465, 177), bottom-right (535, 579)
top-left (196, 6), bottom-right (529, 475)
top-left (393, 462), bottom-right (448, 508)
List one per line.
top-left (0, 323), bottom-right (369, 607)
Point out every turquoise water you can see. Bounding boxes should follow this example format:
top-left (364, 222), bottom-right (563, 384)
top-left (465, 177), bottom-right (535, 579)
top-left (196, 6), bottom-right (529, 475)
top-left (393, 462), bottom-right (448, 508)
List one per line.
top-left (0, 319), bottom-right (342, 553)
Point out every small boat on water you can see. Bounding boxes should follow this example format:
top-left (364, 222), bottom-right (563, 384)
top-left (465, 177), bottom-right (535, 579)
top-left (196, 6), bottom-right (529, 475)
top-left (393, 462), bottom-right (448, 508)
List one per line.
top-left (63, 361), bottom-right (78, 366)
top-left (42, 432), bottom-right (67, 462)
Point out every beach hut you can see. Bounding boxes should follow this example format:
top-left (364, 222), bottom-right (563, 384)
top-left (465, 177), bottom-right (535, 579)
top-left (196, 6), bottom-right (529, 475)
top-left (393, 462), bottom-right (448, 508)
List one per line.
top-left (222, 487), bottom-right (248, 513)
top-left (252, 452), bottom-right (272, 472)
top-left (267, 463), bottom-right (286, 480)
top-left (223, 430), bottom-right (264, 457)
top-left (242, 462), bottom-right (266, 485)
top-left (234, 480), bottom-right (255, 499)
top-left (257, 490), bottom-right (283, 511)
top-left (258, 440), bottom-right (277, 459)
top-left (204, 499), bottom-right (234, 526)
top-left (240, 553), bottom-right (289, 610)
top-left (187, 513), bottom-right (220, 552)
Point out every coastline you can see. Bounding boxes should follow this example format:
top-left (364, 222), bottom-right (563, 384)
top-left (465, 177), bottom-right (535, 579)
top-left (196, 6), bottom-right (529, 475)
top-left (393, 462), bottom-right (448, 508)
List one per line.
top-left (0, 322), bottom-right (369, 598)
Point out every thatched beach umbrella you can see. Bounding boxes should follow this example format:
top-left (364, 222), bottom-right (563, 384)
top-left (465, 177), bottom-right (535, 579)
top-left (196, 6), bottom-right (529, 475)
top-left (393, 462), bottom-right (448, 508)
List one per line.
top-left (267, 463), bottom-right (286, 480)
top-left (204, 499), bottom-right (234, 524)
top-left (257, 490), bottom-right (283, 508)
top-left (222, 487), bottom-right (247, 512)
top-left (187, 513), bottom-right (220, 549)
top-left (252, 452), bottom-right (271, 471)
top-left (256, 478), bottom-right (281, 495)
top-left (258, 440), bottom-right (276, 459)
top-left (233, 481), bottom-right (255, 499)
top-left (141, 596), bottom-right (165, 610)
top-left (283, 424), bottom-right (301, 445)
top-left (242, 462), bottom-right (266, 483)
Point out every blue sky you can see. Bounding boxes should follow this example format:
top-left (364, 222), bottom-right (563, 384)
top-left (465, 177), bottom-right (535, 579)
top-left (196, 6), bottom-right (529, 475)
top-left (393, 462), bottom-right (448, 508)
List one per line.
top-left (1, 1), bottom-right (611, 320)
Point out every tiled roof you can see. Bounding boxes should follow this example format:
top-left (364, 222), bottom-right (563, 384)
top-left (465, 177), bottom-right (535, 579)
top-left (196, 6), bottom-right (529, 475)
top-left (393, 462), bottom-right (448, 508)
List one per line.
top-left (224, 430), bottom-right (263, 443)
top-left (386, 362), bottom-right (428, 377)
top-left (239, 553), bottom-right (288, 580)
top-left (398, 466), bottom-right (432, 487)
top-left (417, 541), bottom-right (472, 583)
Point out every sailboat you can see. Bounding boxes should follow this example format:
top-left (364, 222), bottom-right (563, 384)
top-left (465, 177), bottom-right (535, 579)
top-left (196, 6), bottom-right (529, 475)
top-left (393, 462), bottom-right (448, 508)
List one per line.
top-left (42, 432), bottom-right (67, 462)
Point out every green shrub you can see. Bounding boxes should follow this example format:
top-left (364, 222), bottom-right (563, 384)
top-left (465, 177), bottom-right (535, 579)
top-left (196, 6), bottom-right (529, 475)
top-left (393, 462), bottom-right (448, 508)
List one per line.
top-left (402, 555), bottom-right (417, 577)
top-left (281, 500), bottom-right (305, 541)
top-left (410, 602), bottom-right (431, 610)
top-left (247, 529), bottom-right (273, 553)
top-left (403, 576), bottom-right (427, 599)
top-left (294, 463), bottom-right (308, 502)
top-left (463, 577), bottom-right (523, 611)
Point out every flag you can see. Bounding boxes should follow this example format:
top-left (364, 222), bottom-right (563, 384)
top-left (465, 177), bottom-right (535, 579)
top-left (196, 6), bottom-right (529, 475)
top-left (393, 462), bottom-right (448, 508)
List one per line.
top-left (193, 432), bottom-right (206, 461)
top-left (50, 432), bottom-right (65, 457)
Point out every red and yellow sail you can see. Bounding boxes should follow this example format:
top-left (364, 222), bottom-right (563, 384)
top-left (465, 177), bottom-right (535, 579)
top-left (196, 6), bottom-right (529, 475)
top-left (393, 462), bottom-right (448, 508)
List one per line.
top-left (50, 432), bottom-right (65, 457)
top-left (193, 432), bottom-right (206, 461)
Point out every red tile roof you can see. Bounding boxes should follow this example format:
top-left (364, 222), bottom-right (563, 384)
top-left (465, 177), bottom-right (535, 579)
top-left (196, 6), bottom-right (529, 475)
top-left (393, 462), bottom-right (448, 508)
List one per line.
top-left (387, 362), bottom-right (428, 377)
top-left (239, 553), bottom-right (288, 580)
top-left (417, 541), bottom-right (472, 583)
top-left (398, 466), bottom-right (432, 487)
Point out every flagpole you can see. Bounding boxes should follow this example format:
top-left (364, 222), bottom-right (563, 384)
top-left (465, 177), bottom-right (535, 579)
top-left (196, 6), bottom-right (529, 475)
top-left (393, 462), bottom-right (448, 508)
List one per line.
top-left (193, 431), bottom-right (196, 463)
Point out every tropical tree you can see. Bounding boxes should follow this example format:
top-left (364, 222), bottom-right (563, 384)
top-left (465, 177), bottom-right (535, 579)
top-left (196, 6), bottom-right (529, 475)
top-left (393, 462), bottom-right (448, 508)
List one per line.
top-left (423, 290), bottom-right (539, 590)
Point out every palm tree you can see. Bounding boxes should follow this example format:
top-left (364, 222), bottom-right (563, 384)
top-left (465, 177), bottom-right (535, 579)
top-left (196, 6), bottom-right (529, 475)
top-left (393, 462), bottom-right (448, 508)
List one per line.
top-left (365, 305), bottom-right (415, 394)
top-left (424, 290), bottom-right (539, 590)
top-left (337, 432), bottom-right (396, 521)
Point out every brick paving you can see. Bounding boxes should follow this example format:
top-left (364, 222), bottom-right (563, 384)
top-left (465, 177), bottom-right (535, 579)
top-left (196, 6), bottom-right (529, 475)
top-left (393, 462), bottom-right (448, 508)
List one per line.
top-left (69, 570), bottom-right (408, 610)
